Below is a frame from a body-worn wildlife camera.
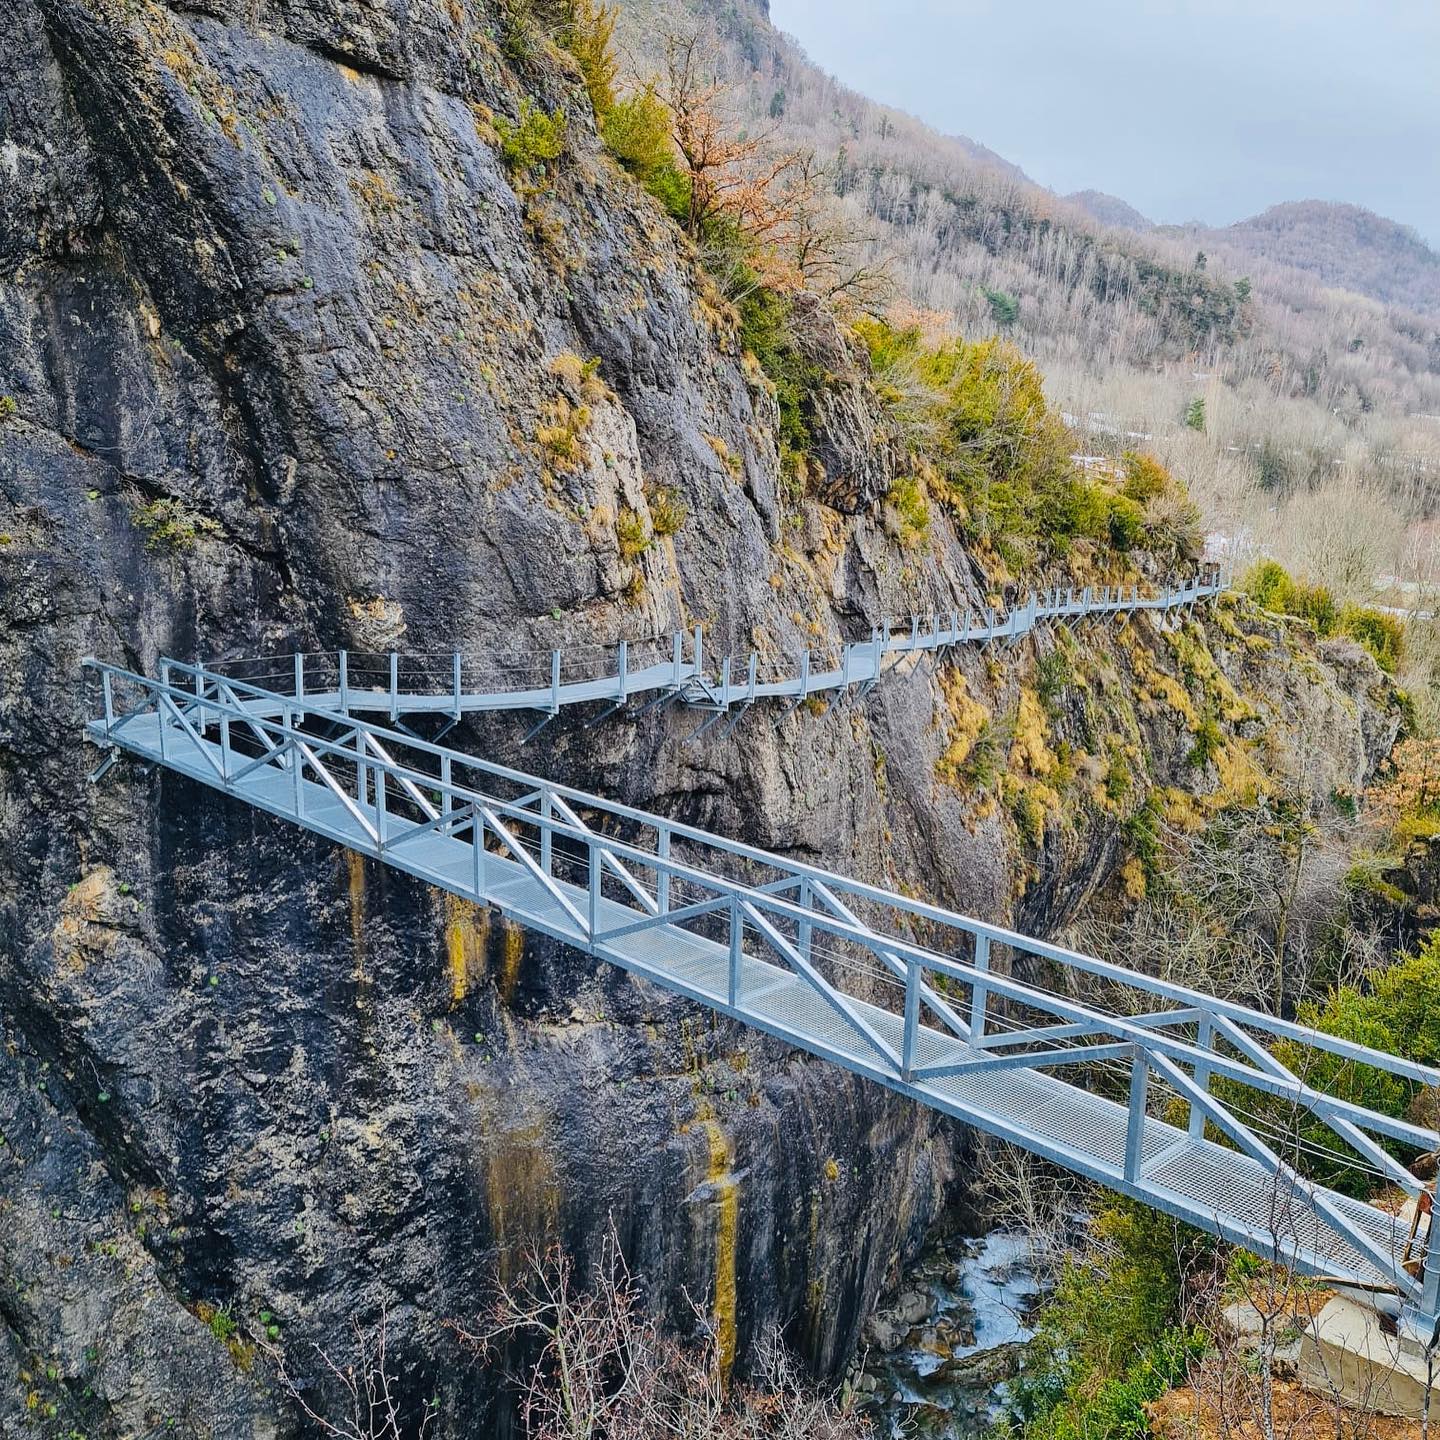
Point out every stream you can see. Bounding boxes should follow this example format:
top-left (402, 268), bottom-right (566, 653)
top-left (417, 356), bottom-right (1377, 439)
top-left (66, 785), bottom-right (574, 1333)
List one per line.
top-left (856, 1230), bottom-right (1050, 1437)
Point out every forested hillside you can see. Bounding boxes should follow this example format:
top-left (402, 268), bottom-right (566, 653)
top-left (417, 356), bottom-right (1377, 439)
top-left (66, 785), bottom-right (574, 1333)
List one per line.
top-left (611, 0), bottom-right (1440, 602)
top-left (1173, 201), bottom-right (1440, 317)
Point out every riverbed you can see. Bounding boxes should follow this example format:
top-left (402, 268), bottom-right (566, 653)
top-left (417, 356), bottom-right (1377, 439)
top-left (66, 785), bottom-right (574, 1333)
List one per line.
top-left (858, 1230), bottom-right (1048, 1437)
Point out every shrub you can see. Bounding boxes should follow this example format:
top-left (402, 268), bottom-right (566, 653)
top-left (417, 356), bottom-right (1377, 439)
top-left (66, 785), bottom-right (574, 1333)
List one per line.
top-left (495, 98), bottom-right (567, 179)
top-left (648, 486), bottom-right (687, 537)
top-left (736, 277), bottom-right (823, 477)
top-left (0, 395), bottom-right (16, 422)
top-left (131, 498), bottom-right (220, 552)
top-left (1106, 493), bottom-right (1146, 551)
top-left (884, 475), bottom-right (931, 546)
top-left (917, 333), bottom-right (1088, 545)
top-left (1012, 786), bottom-right (1046, 847)
top-left (1007, 1201), bottom-right (1212, 1440)
top-left (1105, 748), bottom-right (1132, 803)
top-left (1339, 604), bottom-right (1404, 673)
top-left (1241, 560), bottom-right (1337, 635)
top-left (1184, 396), bottom-right (1206, 431)
top-left (616, 506), bottom-right (650, 559)
top-left (1186, 710), bottom-right (1223, 769)
top-left (558, 0), bottom-right (617, 116)
top-left (1035, 649), bottom-right (1072, 715)
top-left (1366, 736), bottom-right (1440, 829)
top-left (957, 715), bottom-right (1008, 791)
top-left (535, 397), bottom-right (591, 471)
top-left (1119, 451), bottom-right (1169, 505)
top-left (602, 85), bottom-right (675, 179)
top-left (1255, 941), bottom-right (1440, 1194)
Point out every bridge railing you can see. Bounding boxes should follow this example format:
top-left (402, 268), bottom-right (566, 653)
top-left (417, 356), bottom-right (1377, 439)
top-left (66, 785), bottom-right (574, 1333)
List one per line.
top-left (92, 656), bottom-right (1434, 1255)
top-left (200, 574), bottom-right (1229, 719)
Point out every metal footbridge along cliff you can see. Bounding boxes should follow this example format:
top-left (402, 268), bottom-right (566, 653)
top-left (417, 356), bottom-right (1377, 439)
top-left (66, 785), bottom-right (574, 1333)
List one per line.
top-left (83, 594), bottom-right (1440, 1342)
top-left (211, 575), bottom-right (1228, 740)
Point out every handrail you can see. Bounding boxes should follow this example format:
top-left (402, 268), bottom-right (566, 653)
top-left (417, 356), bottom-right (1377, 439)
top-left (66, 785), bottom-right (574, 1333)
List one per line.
top-left (202, 573), bottom-right (1231, 727)
top-left (87, 658), bottom-right (1440, 1114)
top-left (130, 653), bottom-right (1440, 1093)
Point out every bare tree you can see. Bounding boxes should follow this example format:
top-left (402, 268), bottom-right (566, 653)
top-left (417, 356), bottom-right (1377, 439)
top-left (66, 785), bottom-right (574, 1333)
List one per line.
top-left (267, 1309), bottom-right (437, 1440)
top-left (448, 1224), bottom-right (875, 1439)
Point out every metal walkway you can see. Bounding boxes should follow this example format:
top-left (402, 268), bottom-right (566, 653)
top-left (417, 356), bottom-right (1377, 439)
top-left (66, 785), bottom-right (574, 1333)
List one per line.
top-left (83, 653), bottom-right (1440, 1340)
top-left (211, 575), bottom-right (1228, 737)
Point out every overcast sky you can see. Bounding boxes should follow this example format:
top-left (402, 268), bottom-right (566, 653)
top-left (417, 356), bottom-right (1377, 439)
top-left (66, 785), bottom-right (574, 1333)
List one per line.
top-left (768, 0), bottom-right (1440, 247)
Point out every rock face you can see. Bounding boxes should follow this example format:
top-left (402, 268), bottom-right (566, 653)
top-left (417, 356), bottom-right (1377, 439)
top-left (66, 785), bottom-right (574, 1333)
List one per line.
top-left (0, 0), bottom-right (1404, 1435)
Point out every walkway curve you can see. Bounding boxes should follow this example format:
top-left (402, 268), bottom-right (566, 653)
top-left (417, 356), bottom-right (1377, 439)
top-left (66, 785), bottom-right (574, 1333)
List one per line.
top-left (210, 574), bottom-right (1229, 736)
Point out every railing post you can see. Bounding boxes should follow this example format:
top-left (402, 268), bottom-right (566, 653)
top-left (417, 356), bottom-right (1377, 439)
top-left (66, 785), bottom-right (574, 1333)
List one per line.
top-left (747, 652), bottom-right (758, 702)
top-left (693, 625), bottom-right (703, 679)
top-left (971, 933), bottom-right (990, 1044)
top-left (102, 671), bottom-right (115, 733)
top-left (157, 664), bottom-right (170, 760)
top-left (797, 878), bottom-right (812, 964)
top-left (902, 958), bottom-right (921, 1081)
top-left (588, 839), bottom-right (600, 940)
top-left (657, 828), bottom-right (670, 915)
top-left (540, 791), bottom-right (553, 876)
top-left (218, 708), bottom-right (230, 781)
top-left (872, 629), bottom-right (883, 680)
top-left (389, 652), bottom-right (399, 720)
top-left (339, 650), bottom-right (350, 710)
top-left (441, 754), bottom-right (452, 817)
top-left (672, 632), bottom-right (683, 688)
top-left (1125, 1050), bottom-right (1149, 1182)
top-left (375, 768), bottom-right (387, 848)
top-left (291, 737), bottom-right (305, 817)
top-left (1421, 1196), bottom-right (1440, 1324)
top-left (194, 666), bottom-right (206, 736)
top-left (455, 651), bottom-right (464, 720)
top-left (1189, 1016), bottom-right (1214, 1138)
top-left (841, 642), bottom-right (851, 690)
top-left (950, 609), bottom-right (959, 643)
top-left (798, 648), bottom-right (810, 698)
top-left (472, 813), bottom-right (486, 896)
top-left (910, 614), bottom-right (919, 650)
top-left (294, 652), bottom-right (305, 703)
top-left (719, 654), bottom-right (731, 703)
top-left (549, 649), bottom-right (560, 714)
top-left (618, 639), bottom-right (628, 701)
top-left (728, 898), bottom-right (743, 1007)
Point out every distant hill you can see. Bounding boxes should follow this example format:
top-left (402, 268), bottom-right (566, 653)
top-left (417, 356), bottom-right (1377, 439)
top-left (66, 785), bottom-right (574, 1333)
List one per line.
top-left (610, 0), bottom-right (1440, 416)
top-left (1065, 190), bottom-right (1153, 233)
top-left (1174, 202), bottom-right (1440, 316)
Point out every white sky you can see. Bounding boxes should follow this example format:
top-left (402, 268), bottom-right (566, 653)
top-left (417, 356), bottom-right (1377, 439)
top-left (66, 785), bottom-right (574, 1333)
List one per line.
top-left (767, 0), bottom-right (1440, 246)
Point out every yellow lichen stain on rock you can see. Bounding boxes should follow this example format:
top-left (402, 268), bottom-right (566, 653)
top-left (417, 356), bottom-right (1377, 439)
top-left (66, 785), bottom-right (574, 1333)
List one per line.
top-left (495, 918), bottom-right (525, 1004)
top-left (346, 851), bottom-right (366, 962)
top-left (443, 894), bottom-right (488, 1006)
top-left (699, 1118), bottom-right (739, 1382)
top-left (479, 1102), bottom-right (558, 1284)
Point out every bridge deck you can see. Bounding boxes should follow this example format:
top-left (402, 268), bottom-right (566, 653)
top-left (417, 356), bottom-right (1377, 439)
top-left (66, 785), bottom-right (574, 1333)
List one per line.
top-left (93, 706), bottom-right (1415, 1293)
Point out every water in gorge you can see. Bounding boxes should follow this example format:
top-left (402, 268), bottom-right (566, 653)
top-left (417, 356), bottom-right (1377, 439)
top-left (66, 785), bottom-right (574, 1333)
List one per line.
top-left (859, 1230), bottom-right (1049, 1437)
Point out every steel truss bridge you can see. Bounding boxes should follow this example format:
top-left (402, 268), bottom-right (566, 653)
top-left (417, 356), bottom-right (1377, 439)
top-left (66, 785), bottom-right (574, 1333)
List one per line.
top-left (84, 645), bottom-right (1440, 1342)
top-left (210, 575), bottom-right (1228, 740)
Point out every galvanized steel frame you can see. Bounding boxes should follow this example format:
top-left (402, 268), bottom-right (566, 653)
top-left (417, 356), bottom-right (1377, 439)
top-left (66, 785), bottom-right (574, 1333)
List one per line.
top-left (84, 653), bottom-right (1440, 1334)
